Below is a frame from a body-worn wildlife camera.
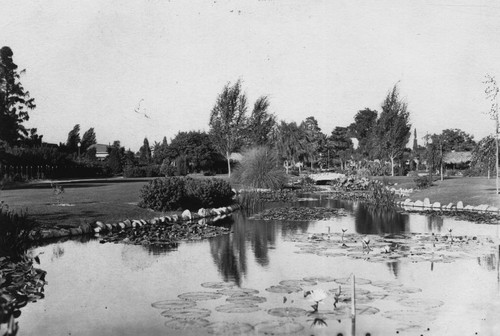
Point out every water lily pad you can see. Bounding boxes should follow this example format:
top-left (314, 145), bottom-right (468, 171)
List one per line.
top-left (398, 298), bottom-right (444, 309)
top-left (265, 285), bottom-right (302, 294)
top-left (255, 321), bottom-right (305, 335)
top-left (201, 281), bottom-right (236, 289)
top-left (161, 308), bottom-right (211, 319)
top-left (227, 295), bottom-right (267, 304)
top-left (217, 288), bottom-right (259, 296)
top-left (383, 310), bottom-right (436, 325)
top-left (206, 322), bottom-right (254, 334)
top-left (164, 318), bottom-right (210, 329)
top-left (355, 305), bottom-right (380, 315)
top-left (152, 299), bottom-right (196, 310)
top-left (279, 279), bottom-right (317, 287)
top-left (389, 286), bottom-right (422, 294)
top-left (371, 280), bottom-right (402, 288)
top-left (267, 307), bottom-right (308, 317)
top-left (215, 303), bottom-right (261, 313)
top-left (316, 251), bottom-right (346, 257)
top-left (178, 291), bottom-right (223, 301)
top-left (303, 275), bottom-right (337, 283)
top-left (334, 277), bottom-right (372, 285)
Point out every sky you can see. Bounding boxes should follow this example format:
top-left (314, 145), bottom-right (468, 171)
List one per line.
top-left (2, 0), bottom-right (500, 151)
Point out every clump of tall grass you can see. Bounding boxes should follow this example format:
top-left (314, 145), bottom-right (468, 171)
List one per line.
top-left (232, 147), bottom-right (288, 190)
top-left (0, 202), bottom-right (37, 259)
top-left (368, 180), bottom-right (396, 208)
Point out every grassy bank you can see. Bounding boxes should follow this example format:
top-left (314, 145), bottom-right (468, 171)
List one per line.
top-left (0, 178), bottom-right (164, 229)
top-left (1, 175), bottom-right (498, 231)
top-left (374, 176), bottom-right (500, 208)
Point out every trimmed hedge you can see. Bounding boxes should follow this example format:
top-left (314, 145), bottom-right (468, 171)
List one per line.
top-left (139, 177), bottom-right (234, 211)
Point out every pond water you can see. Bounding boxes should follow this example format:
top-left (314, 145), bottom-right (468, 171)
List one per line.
top-left (16, 196), bottom-right (500, 335)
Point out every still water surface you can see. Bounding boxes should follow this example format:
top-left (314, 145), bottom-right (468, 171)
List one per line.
top-left (17, 197), bottom-right (500, 335)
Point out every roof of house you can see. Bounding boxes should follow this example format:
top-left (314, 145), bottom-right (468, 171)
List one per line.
top-left (88, 144), bottom-right (109, 153)
top-left (443, 151), bottom-right (472, 164)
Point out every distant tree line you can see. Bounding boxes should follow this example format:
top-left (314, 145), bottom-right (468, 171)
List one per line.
top-left (1, 46), bottom-right (497, 183)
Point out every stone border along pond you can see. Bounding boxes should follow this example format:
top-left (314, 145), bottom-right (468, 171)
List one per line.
top-left (29, 204), bottom-right (241, 244)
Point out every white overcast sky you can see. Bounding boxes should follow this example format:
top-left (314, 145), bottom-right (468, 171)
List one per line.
top-left (2, 0), bottom-right (500, 151)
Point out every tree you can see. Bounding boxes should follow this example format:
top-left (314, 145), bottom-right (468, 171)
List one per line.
top-left (439, 128), bottom-right (476, 152)
top-left (244, 96), bottom-right (276, 147)
top-left (106, 141), bottom-right (125, 174)
top-left (152, 136), bottom-right (169, 164)
top-left (66, 124), bottom-right (81, 153)
top-left (0, 46), bottom-right (36, 146)
top-left (328, 126), bottom-right (353, 170)
top-left (168, 131), bottom-right (223, 173)
top-left (299, 116), bottom-right (325, 170)
top-left (373, 84), bottom-right (411, 176)
top-left (209, 80), bottom-right (248, 177)
top-left (138, 137), bottom-right (152, 164)
top-left (484, 74), bottom-right (499, 194)
top-left (472, 135), bottom-right (497, 178)
top-left (348, 108), bottom-right (378, 157)
top-left (81, 127), bottom-right (96, 152)
top-left (273, 121), bottom-right (304, 173)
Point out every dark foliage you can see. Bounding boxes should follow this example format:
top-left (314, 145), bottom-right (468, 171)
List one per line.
top-left (123, 164), bottom-right (161, 178)
top-left (139, 177), bottom-right (234, 211)
top-left (414, 176), bottom-right (432, 189)
top-left (0, 202), bottom-right (37, 259)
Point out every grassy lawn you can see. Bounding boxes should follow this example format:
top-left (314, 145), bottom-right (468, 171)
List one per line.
top-left (1, 178), bottom-right (165, 229)
top-left (374, 175), bottom-right (500, 208)
top-left (1, 174), bottom-right (498, 230)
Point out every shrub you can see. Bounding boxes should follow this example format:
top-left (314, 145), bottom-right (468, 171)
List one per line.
top-left (139, 177), bottom-right (186, 211)
top-left (123, 165), bottom-right (161, 178)
top-left (369, 180), bottom-right (396, 207)
top-left (414, 176), bottom-right (432, 189)
top-left (356, 168), bottom-right (371, 178)
top-left (331, 175), bottom-right (370, 191)
top-left (139, 177), bottom-right (234, 211)
top-left (0, 202), bottom-right (37, 259)
top-left (184, 178), bottom-right (234, 209)
top-left (175, 156), bottom-right (188, 176)
top-left (232, 147), bottom-right (287, 190)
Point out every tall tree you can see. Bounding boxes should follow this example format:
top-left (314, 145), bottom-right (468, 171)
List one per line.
top-left (274, 120), bottom-right (304, 172)
top-left (244, 96), bottom-right (276, 147)
top-left (106, 141), bottom-right (125, 174)
top-left (439, 128), bottom-right (476, 152)
top-left (66, 124), bottom-right (81, 153)
top-left (472, 135), bottom-right (497, 178)
top-left (209, 80), bottom-right (248, 177)
top-left (139, 137), bottom-right (152, 164)
top-left (484, 74), bottom-right (499, 193)
top-left (348, 108), bottom-right (378, 157)
top-left (328, 126), bottom-right (353, 170)
top-left (299, 116), bottom-right (324, 169)
top-left (373, 84), bottom-right (411, 176)
top-left (81, 127), bottom-right (96, 152)
top-left (0, 46), bottom-right (36, 146)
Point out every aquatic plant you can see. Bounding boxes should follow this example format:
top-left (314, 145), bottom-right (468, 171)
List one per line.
top-left (0, 203), bottom-right (37, 259)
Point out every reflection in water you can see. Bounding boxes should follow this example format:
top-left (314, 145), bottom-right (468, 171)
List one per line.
top-left (477, 253), bottom-right (498, 271)
top-left (354, 203), bottom-right (408, 234)
top-left (427, 215), bottom-right (444, 232)
top-left (144, 243), bottom-right (179, 255)
top-left (386, 260), bottom-right (400, 278)
top-left (210, 216), bottom-right (247, 286)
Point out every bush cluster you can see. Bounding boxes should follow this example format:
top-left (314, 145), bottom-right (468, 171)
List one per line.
top-left (0, 202), bottom-right (37, 258)
top-left (331, 175), bottom-right (370, 191)
top-left (139, 177), bottom-right (234, 211)
top-left (414, 176), bottom-right (432, 189)
top-left (232, 147), bottom-right (287, 190)
top-left (368, 180), bottom-right (396, 207)
top-left (123, 165), bottom-right (161, 178)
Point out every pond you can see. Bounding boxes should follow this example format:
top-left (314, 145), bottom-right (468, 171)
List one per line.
top-left (15, 196), bottom-right (500, 335)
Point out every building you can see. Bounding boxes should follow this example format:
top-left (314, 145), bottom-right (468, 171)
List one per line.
top-left (88, 144), bottom-right (109, 160)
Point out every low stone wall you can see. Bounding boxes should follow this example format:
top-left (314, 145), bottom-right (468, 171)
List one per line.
top-left (31, 204), bottom-right (241, 241)
top-left (395, 198), bottom-right (499, 214)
